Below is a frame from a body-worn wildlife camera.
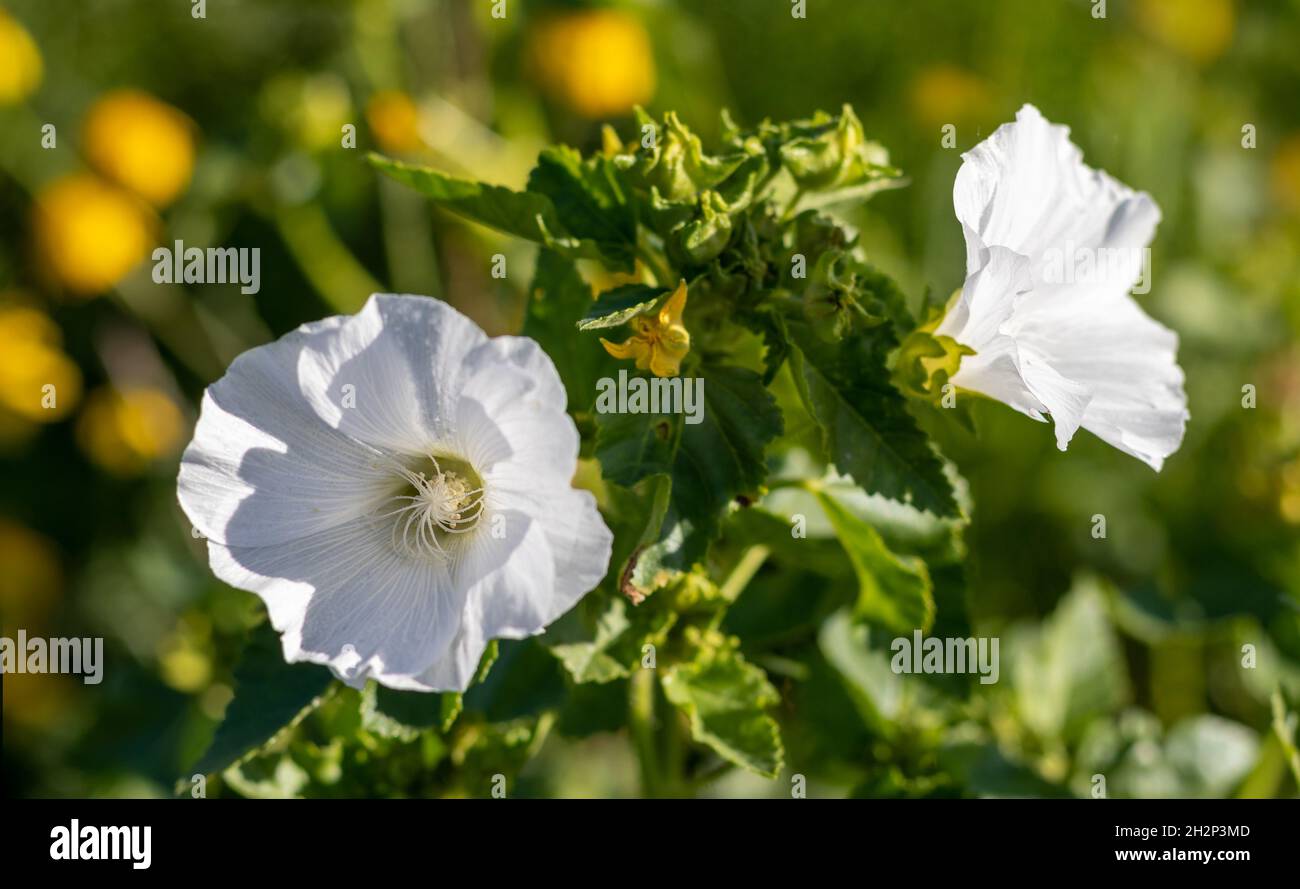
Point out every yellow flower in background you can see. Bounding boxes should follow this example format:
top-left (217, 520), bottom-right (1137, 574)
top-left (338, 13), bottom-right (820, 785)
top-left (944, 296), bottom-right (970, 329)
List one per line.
top-left (1272, 134), bottom-right (1300, 215)
top-left (1280, 457), bottom-right (1300, 525)
top-left (0, 303), bottom-right (82, 421)
top-left (0, 519), bottom-right (73, 729)
top-left (1136, 0), bottom-right (1235, 64)
top-left (366, 90), bottom-right (423, 154)
top-left (0, 10), bottom-right (42, 105)
top-left (32, 174), bottom-right (156, 297)
top-left (157, 615), bottom-right (214, 693)
top-left (0, 518), bottom-right (62, 635)
top-left (908, 65), bottom-right (991, 129)
top-left (601, 280), bottom-right (690, 377)
top-left (82, 90), bottom-right (196, 206)
top-left (528, 9), bottom-right (656, 118)
top-left (76, 386), bottom-right (185, 476)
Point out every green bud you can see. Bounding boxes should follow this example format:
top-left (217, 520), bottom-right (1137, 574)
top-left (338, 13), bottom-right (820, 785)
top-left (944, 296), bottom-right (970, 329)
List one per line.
top-left (672, 191), bottom-right (732, 266)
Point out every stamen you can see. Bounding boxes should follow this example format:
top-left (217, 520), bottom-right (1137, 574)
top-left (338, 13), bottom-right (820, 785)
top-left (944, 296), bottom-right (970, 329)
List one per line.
top-left (380, 454), bottom-right (485, 562)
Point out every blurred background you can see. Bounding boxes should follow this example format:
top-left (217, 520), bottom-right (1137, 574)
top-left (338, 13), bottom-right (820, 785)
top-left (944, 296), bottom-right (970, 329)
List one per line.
top-left (2, 0), bottom-right (1299, 798)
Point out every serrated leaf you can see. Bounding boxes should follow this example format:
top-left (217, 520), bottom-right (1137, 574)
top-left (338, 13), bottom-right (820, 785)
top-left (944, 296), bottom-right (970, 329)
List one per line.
top-left (786, 318), bottom-right (959, 517)
top-left (527, 146), bottom-right (636, 270)
top-left (547, 597), bottom-right (634, 683)
top-left (662, 649), bottom-right (784, 778)
top-left (594, 407), bottom-right (678, 488)
top-left (368, 153), bottom-right (605, 262)
top-left (597, 365), bottom-right (783, 596)
top-left (188, 622), bottom-right (333, 778)
top-left (577, 283), bottom-right (669, 331)
top-left (740, 308), bottom-right (791, 385)
top-left (813, 487), bottom-right (934, 634)
top-left (523, 250), bottom-right (616, 411)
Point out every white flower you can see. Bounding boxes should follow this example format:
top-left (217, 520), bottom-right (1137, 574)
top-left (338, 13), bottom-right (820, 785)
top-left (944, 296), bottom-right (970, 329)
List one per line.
top-left (935, 104), bottom-right (1188, 470)
top-left (178, 294), bottom-right (613, 692)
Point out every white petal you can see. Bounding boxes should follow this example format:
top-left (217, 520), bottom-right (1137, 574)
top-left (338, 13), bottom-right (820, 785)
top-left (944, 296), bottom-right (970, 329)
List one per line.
top-left (208, 515), bottom-right (467, 690)
top-left (1011, 294), bottom-right (1188, 469)
top-left (954, 103), bottom-right (1160, 297)
top-left (948, 105), bottom-right (1188, 469)
top-left (486, 482), bottom-right (614, 609)
top-left (1015, 347), bottom-right (1091, 450)
top-left (939, 246), bottom-right (1050, 423)
top-left (453, 335), bottom-right (579, 481)
top-left (297, 294), bottom-right (489, 454)
top-left (414, 484), bottom-right (612, 691)
top-left (178, 318), bottom-right (397, 547)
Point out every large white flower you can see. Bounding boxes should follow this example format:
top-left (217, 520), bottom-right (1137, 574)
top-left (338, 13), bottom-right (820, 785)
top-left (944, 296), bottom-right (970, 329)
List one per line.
top-left (178, 294), bottom-right (612, 692)
top-left (935, 104), bottom-right (1188, 470)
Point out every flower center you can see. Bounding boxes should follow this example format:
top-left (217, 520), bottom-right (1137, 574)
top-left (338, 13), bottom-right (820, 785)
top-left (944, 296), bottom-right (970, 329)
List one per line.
top-left (381, 454), bottom-right (484, 562)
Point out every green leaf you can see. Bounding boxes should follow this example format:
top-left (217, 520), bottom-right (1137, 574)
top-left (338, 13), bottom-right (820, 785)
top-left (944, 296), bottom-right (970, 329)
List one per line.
top-left (527, 146), bottom-right (636, 270)
top-left (812, 487), bottom-right (934, 634)
top-left (786, 318), bottom-right (959, 517)
top-left (598, 365), bottom-right (783, 597)
top-left (547, 597), bottom-right (634, 683)
top-left (462, 638), bottom-right (566, 722)
top-left (603, 473), bottom-right (675, 600)
top-left (762, 465), bottom-right (968, 564)
top-left (577, 283), bottom-right (669, 331)
top-left (740, 308), bottom-right (791, 385)
top-left (189, 622), bottom-right (334, 778)
top-left (1163, 716), bottom-right (1260, 797)
top-left (523, 250), bottom-right (617, 411)
top-left (594, 407), bottom-right (678, 488)
top-left (662, 648), bottom-right (784, 778)
top-left (662, 364), bottom-right (782, 558)
top-left (1009, 577), bottom-right (1130, 741)
top-left (360, 640), bottom-right (501, 737)
top-left (368, 153), bottom-right (604, 262)
top-left (818, 608), bottom-right (908, 732)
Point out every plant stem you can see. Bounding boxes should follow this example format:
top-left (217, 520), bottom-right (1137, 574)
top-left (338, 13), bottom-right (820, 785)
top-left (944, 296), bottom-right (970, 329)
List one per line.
top-left (718, 544), bottom-right (770, 604)
top-left (628, 667), bottom-right (661, 797)
top-left (1271, 687), bottom-right (1300, 789)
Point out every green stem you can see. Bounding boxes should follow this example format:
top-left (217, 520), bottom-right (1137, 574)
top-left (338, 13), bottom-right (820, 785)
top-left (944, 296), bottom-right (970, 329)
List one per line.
top-left (780, 186), bottom-right (805, 221)
top-left (271, 202), bottom-right (383, 314)
top-left (718, 544), bottom-right (770, 604)
top-left (634, 232), bottom-right (675, 288)
top-left (629, 667), bottom-right (661, 798)
top-left (1271, 687), bottom-right (1300, 789)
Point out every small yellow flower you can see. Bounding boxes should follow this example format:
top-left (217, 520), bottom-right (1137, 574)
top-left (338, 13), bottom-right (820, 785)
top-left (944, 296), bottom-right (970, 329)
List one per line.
top-left (528, 10), bottom-right (656, 118)
top-left (0, 303), bottom-right (82, 422)
top-left (0, 10), bottom-right (42, 105)
top-left (601, 280), bottom-right (690, 377)
top-left (83, 90), bottom-right (196, 206)
top-left (32, 174), bottom-right (156, 297)
top-left (76, 386), bottom-right (185, 476)
top-left (366, 90), bottom-right (423, 154)
top-left (1136, 0), bottom-right (1235, 64)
